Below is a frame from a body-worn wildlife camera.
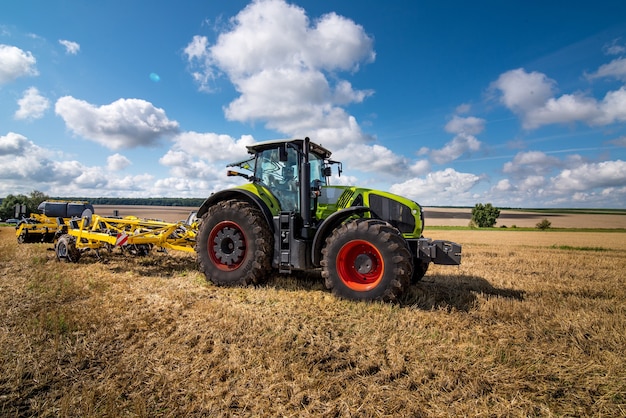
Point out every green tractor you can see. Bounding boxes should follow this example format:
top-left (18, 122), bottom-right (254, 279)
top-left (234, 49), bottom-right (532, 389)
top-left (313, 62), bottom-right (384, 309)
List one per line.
top-left (195, 137), bottom-right (461, 301)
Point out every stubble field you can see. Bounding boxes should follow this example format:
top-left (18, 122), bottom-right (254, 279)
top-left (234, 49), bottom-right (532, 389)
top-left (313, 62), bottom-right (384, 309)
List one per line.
top-left (1, 212), bottom-right (625, 416)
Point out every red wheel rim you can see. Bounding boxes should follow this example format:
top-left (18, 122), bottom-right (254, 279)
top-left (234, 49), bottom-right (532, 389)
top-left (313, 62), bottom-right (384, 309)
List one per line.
top-left (208, 221), bottom-right (247, 271)
top-left (336, 239), bottom-right (384, 291)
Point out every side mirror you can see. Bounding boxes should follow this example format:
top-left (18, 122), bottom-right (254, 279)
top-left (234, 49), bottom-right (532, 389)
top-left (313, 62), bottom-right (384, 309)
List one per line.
top-left (324, 160), bottom-right (343, 178)
top-left (227, 170), bottom-right (251, 180)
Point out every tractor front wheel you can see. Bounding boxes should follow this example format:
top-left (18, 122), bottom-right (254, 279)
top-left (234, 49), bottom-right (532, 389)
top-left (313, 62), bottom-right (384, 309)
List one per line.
top-left (321, 219), bottom-right (412, 302)
top-left (412, 258), bottom-right (429, 283)
top-left (196, 200), bottom-right (273, 286)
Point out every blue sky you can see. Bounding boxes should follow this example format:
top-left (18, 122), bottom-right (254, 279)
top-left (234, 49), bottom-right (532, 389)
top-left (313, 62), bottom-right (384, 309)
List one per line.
top-left (1, 0), bottom-right (626, 208)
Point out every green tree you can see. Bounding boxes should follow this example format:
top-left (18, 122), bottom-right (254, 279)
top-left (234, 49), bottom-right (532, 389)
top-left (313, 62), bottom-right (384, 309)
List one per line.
top-left (0, 194), bottom-right (28, 219)
top-left (27, 190), bottom-right (50, 214)
top-left (0, 190), bottom-right (49, 220)
top-left (471, 203), bottom-right (501, 228)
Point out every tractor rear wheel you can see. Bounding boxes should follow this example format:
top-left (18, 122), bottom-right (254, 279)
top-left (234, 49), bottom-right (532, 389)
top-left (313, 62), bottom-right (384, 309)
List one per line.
top-left (196, 200), bottom-right (272, 286)
top-left (56, 234), bottom-right (81, 263)
top-left (321, 219), bottom-right (412, 302)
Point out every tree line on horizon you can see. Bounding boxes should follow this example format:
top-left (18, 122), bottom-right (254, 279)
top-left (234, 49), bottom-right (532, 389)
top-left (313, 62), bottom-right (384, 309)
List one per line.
top-left (55, 196), bottom-right (207, 207)
top-left (0, 191), bottom-right (206, 219)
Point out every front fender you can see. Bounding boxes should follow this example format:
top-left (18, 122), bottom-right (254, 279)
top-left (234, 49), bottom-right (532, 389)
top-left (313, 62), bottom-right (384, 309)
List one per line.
top-left (311, 206), bottom-right (372, 267)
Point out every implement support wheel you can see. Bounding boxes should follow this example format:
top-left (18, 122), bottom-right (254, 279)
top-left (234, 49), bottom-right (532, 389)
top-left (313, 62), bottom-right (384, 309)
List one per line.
top-left (56, 234), bottom-right (81, 263)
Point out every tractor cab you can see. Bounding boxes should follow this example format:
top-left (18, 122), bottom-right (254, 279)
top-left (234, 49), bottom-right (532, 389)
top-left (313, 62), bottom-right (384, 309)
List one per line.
top-left (228, 138), bottom-right (338, 218)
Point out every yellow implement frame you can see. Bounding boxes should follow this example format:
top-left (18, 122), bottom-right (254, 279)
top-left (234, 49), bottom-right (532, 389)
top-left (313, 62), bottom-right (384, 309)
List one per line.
top-left (16, 214), bottom-right (65, 243)
top-left (56, 214), bottom-right (197, 262)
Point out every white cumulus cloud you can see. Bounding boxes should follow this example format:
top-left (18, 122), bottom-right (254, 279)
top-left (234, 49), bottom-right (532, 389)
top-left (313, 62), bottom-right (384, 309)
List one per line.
top-left (552, 160), bottom-right (626, 193)
top-left (492, 67), bottom-right (626, 129)
top-left (493, 178), bottom-right (513, 192)
top-left (183, 0), bottom-right (375, 148)
top-left (491, 68), bottom-right (556, 116)
top-left (419, 115), bottom-right (484, 165)
top-left (591, 87), bottom-right (626, 125)
top-left (160, 132), bottom-right (254, 180)
top-left (55, 96), bottom-right (180, 150)
top-left (0, 44), bottom-right (38, 84)
top-left (0, 132), bottom-right (230, 198)
top-left (14, 87), bottom-right (49, 120)
top-left (0, 132), bottom-right (29, 155)
top-left (485, 156), bottom-right (626, 208)
top-left (524, 93), bottom-right (600, 128)
top-left (429, 133), bottom-right (481, 164)
top-left (444, 115), bottom-right (485, 135)
top-left (410, 159), bottom-right (431, 176)
top-left (0, 132), bottom-right (79, 184)
top-left (503, 151), bottom-right (563, 177)
top-left (106, 153), bottom-right (131, 171)
top-left (335, 143), bottom-right (411, 177)
top-left (390, 168), bottom-right (481, 205)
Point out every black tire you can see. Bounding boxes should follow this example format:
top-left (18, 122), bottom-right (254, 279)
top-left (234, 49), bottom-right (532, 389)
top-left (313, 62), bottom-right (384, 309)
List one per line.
top-left (321, 219), bottom-right (412, 302)
top-left (56, 234), bottom-right (81, 263)
top-left (196, 200), bottom-right (273, 286)
top-left (412, 258), bottom-right (429, 283)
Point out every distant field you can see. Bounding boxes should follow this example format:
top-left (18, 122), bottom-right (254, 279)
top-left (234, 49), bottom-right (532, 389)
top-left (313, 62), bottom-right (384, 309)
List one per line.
top-left (424, 207), bottom-right (626, 229)
top-left (1, 226), bottom-right (625, 416)
top-left (91, 205), bottom-right (626, 229)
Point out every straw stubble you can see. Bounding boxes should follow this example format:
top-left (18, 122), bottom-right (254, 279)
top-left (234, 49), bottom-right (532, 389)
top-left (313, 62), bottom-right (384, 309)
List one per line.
top-left (1, 227), bottom-right (624, 416)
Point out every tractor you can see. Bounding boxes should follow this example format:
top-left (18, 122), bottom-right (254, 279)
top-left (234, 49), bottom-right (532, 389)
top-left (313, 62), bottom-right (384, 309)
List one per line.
top-left (195, 137), bottom-right (461, 301)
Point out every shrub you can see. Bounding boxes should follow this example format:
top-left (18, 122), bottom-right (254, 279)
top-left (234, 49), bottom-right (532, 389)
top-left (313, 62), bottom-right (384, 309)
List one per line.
top-left (536, 218), bottom-right (552, 230)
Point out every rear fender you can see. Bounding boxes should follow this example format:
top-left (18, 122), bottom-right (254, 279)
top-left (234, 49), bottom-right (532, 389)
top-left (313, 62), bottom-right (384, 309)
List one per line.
top-left (197, 189), bottom-right (275, 232)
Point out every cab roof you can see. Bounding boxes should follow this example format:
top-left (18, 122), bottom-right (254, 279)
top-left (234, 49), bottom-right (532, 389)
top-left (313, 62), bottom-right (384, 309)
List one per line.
top-left (246, 138), bottom-right (332, 159)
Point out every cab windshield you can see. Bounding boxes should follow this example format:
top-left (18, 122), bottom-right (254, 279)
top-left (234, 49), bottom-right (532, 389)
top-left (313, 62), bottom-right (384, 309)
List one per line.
top-left (253, 146), bottom-right (328, 211)
top-left (309, 152), bottom-right (327, 187)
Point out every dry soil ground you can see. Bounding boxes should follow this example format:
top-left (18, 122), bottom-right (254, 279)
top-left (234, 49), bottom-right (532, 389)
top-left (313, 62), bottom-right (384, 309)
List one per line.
top-left (1, 210), bottom-right (625, 416)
